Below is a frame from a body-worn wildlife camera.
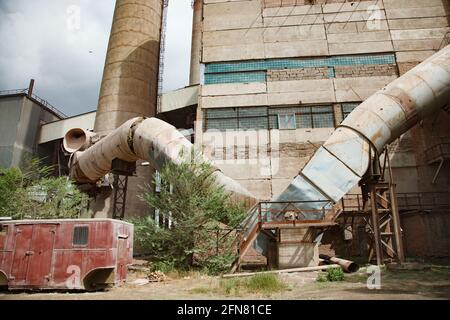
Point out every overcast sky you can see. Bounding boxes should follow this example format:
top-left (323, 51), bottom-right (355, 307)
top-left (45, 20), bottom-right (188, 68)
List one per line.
top-left (0, 0), bottom-right (193, 116)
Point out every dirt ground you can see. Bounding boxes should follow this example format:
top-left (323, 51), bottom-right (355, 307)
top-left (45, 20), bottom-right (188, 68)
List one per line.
top-left (1, 263), bottom-right (449, 300)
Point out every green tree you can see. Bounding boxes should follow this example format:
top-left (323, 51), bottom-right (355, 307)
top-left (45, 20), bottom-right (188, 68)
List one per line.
top-left (0, 158), bottom-right (88, 219)
top-left (132, 150), bottom-right (246, 273)
top-left (0, 167), bottom-right (23, 217)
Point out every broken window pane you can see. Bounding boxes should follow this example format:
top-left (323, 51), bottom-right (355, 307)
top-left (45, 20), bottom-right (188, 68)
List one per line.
top-left (278, 114), bottom-right (296, 130)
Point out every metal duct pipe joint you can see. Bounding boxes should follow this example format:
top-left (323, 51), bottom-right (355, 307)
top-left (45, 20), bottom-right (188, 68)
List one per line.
top-left (63, 128), bottom-right (96, 153)
top-left (320, 254), bottom-right (359, 273)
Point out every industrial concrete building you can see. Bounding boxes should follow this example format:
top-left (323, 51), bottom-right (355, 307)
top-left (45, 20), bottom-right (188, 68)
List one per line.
top-left (0, 84), bottom-right (65, 169)
top-left (1, 0), bottom-right (450, 266)
top-left (188, 0), bottom-right (450, 262)
top-left (192, 0), bottom-right (450, 199)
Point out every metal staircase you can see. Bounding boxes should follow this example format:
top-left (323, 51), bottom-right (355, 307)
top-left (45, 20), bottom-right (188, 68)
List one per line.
top-left (230, 200), bottom-right (338, 272)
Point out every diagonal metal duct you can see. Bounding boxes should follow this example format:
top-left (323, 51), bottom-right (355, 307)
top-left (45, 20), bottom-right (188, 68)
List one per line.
top-left (67, 117), bottom-right (256, 203)
top-left (272, 45), bottom-right (450, 217)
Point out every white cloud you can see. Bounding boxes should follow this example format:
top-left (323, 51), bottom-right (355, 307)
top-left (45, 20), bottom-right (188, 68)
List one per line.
top-left (0, 0), bottom-right (193, 116)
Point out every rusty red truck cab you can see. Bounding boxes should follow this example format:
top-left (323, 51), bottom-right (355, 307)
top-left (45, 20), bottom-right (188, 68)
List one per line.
top-left (0, 219), bottom-right (133, 291)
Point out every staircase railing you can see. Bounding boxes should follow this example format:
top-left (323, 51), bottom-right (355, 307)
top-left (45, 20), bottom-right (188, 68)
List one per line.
top-left (234, 199), bottom-right (334, 251)
top-left (340, 192), bottom-right (450, 214)
top-left (235, 203), bottom-right (260, 248)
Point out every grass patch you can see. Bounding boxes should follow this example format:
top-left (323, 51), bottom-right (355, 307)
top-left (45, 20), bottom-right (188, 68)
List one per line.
top-left (189, 274), bottom-right (288, 297)
top-left (384, 267), bottom-right (450, 282)
top-left (219, 274), bottom-right (288, 296)
top-left (189, 287), bottom-right (212, 295)
top-left (246, 273), bottom-right (288, 294)
top-left (150, 260), bottom-right (176, 274)
top-left (344, 272), bottom-right (369, 283)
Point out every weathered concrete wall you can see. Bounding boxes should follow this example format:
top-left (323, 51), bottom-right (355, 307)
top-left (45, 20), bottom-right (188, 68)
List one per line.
top-left (196, 0), bottom-right (450, 200)
top-left (410, 112), bottom-right (450, 193)
top-left (0, 95), bottom-right (60, 168)
top-left (385, 0), bottom-right (450, 75)
top-left (401, 210), bottom-right (450, 257)
top-left (0, 96), bottom-right (23, 168)
top-left (321, 209), bottom-right (450, 259)
top-left (202, 0), bottom-right (395, 62)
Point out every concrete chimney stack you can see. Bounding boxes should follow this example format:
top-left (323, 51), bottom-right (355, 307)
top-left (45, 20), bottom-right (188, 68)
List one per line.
top-left (94, 0), bottom-right (164, 134)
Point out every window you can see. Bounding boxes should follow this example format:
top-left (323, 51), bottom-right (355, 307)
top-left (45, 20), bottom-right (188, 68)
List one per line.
top-left (278, 114), bottom-right (296, 130)
top-left (310, 106), bottom-right (334, 128)
top-left (341, 103), bottom-right (359, 121)
top-left (270, 106), bottom-right (335, 129)
top-left (204, 105), bottom-right (336, 131)
top-left (73, 226), bottom-right (89, 246)
top-left (204, 107), bottom-right (268, 131)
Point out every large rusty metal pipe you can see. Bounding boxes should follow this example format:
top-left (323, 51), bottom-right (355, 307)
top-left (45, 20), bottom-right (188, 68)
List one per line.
top-left (68, 117), bottom-right (255, 202)
top-left (320, 254), bottom-right (359, 273)
top-left (273, 45), bottom-right (450, 213)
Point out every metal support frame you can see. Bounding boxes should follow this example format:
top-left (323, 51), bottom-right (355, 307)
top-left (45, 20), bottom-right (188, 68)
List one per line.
top-left (362, 149), bottom-right (405, 265)
top-left (111, 159), bottom-right (136, 220)
top-left (112, 175), bottom-right (129, 220)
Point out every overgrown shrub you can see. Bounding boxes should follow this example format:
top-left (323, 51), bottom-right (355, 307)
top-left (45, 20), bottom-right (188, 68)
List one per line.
top-left (202, 254), bottom-right (237, 276)
top-left (0, 158), bottom-right (88, 219)
top-left (150, 260), bottom-right (177, 274)
top-left (132, 149), bottom-right (247, 274)
top-left (317, 267), bottom-right (345, 282)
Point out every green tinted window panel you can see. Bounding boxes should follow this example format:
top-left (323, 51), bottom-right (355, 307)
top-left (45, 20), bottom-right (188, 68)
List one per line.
top-left (342, 103), bottom-right (360, 120)
top-left (331, 54), bottom-right (395, 66)
top-left (297, 107), bottom-right (312, 114)
top-left (205, 60), bottom-right (267, 73)
top-left (206, 108), bottom-right (238, 119)
top-left (342, 103), bottom-right (359, 113)
top-left (312, 113), bottom-right (334, 128)
top-left (296, 114), bottom-right (313, 128)
top-left (269, 115), bottom-right (278, 129)
top-left (204, 72), bottom-right (266, 84)
top-left (239, 107), bottom-right (268, 117)
top-left (238, 117), bottom-right (268, 130)
top-left (205, 54), bottom-right (396, 75)
top-left (269, 106), bottom-right (310, 115)
top-left (312, 106), bottom-right (333, 113)
top-left (206, 118), bottom-right (238, 131)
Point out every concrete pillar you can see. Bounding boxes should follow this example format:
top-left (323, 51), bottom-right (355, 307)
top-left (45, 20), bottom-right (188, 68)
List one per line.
top-left (189, 0), bottom-right (203, 86)
top-left (94, 0), bottom-right (164, 134)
